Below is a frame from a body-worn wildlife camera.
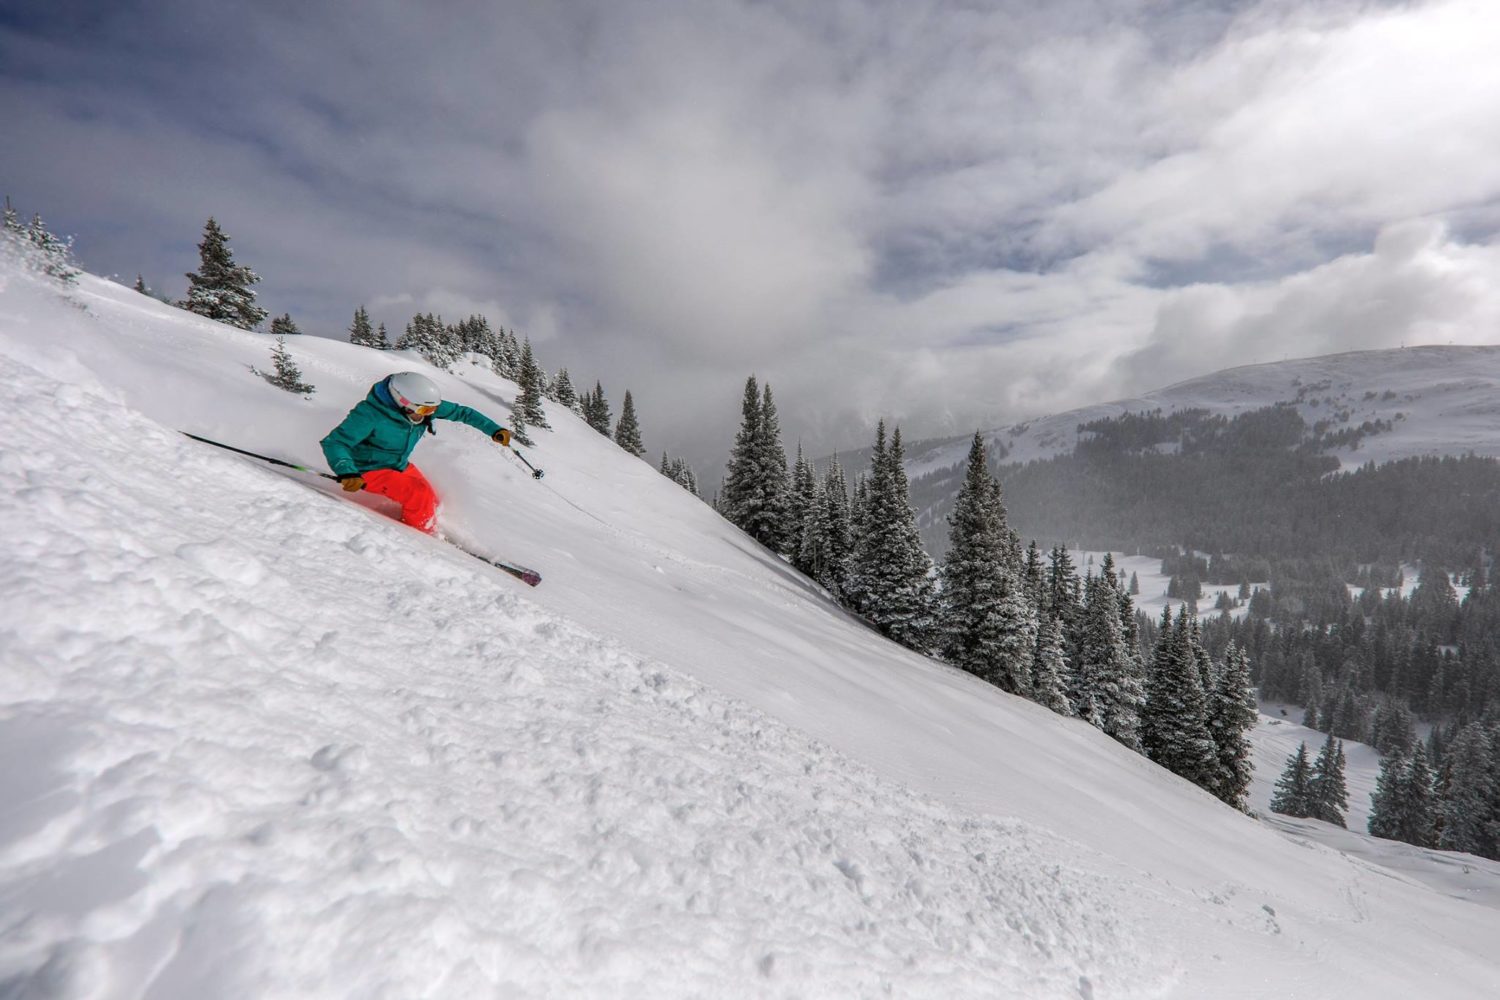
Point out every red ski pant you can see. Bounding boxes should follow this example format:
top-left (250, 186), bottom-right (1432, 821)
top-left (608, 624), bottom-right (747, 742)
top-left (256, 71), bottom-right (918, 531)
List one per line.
top-left (361, 465), bottom-right (439, 533)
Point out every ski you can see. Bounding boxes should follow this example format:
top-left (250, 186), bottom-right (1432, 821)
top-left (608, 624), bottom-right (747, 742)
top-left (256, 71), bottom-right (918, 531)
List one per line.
top-left (450, 544), bottom-right (542, 587)
top-left (181, 431), bottom-right (542, 587)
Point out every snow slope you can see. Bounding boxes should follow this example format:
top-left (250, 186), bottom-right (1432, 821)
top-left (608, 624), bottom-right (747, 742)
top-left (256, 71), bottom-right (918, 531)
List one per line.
top-left (906, 344), bottom-right (1500, 481)
top-left (1250, 705), bottom-right (1500, 911)
top-left (3, 261), bottom-right (1499, 998)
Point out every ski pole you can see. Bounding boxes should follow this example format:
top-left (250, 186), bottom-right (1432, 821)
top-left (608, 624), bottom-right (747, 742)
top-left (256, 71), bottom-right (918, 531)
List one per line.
top-left (182, 432), bottom-right (337, 480)
top-left (509, 446), bottom-right (545, 479)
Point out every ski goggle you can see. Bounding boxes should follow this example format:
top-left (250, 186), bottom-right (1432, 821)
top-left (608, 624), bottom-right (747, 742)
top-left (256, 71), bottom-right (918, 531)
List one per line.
top-left (392, 389), bottom-right (438, 416)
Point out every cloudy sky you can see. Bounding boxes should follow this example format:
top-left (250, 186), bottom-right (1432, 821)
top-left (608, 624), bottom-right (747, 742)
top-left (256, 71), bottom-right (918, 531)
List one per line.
top-left (4, 0), bottom-right (1500, 467)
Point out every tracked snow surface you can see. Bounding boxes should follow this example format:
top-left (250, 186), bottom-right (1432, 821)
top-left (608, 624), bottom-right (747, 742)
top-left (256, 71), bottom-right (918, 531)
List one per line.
top-left (2, 261), bottom-right (1498, 998)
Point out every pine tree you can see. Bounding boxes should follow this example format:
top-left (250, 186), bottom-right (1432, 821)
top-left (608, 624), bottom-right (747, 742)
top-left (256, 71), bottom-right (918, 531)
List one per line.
top-left (1270, 743), bottom-right (1314, 818)
top-left (375, 322), bottom-right (390, 349)
top-left (1367, 752), bottom-right (1406, 841)
top-left (517, 338), bottom-right (551, 430)
top-left (508, 408), bottom-right (532, 448)
top-left (1186, 613), bottom-right (1216, 697)
top-left (498, 330), bottom-right (522, 380)
top-left (1437, 723), bottom-right (1496, 856)
top-left (722, 376), bottom-right (763, 530)
top-left (1330, 684), bottom-right (1366, 742)
top-left (448, 316), bottom-right (470, 355)
top-left (477, 320), bottom-right (506, 364)
top-left (133, 274), bottom-right (148, 294)
top-left (802, 454), bottom-right (853, 600)
top-left (433, 315), bottom-right (462, 368)
top-left (584, 382), bottom-right (612, 436)
top-left (488, 331), bottom-right (511, 379)
top-left (1141, 605), bottom-right (1219, 789)
top-left (2, 197), bottom-right (19, 235)
top-left (1369, 743), bottom-right (1437, 847)
top-left (21, 211), bottom-right (81, 284)
top-left (788, 445), bottom-right (820, 576)
top-left (348, 306), bottom-right (380, 348)
top-left (269, 312), bottom-right (300, 336)
top-left (396, 313), bottom-right (460, 369)
top-left (796, 474), bottom-right (829, 568)
top-left (823, 457), bottom-right (854, 596)
top-left (939, 432), bottom-right (1035, 693)
top-left (550, 368), bottom-right (580, 413)
top-left (1111, 558), bottom-right (1143, 666)
top-left (1206, 642), bottom-right (1258, 809)
top-left (1046, 546), bottom-right (1083, 635)
top-left (614, 390), bottom-right (645, 456)
top-left (395, 313), bottom-right (429, 354)
top-left (1308, 732), bottom-right (1349, 827)
top-left (755, 384), bottom-right (792, 552)
top-left (1047, 546), bottom-right (1085, 695)
top-left (851, 423), bottom-right (937, 654)
top-left (255, 337), bottom-right (316, 395)
top-left (849, 473), bottom-right (869, 537)
top-left (1371, 701), bottom-right (1417, 758)
top-left (1073, 574), bottom-right (1143, 747)
top-left (659, 453), bottom-right (700, 496)
top-left (579, 383), bottom-right (597, 430)
top-left (1031, 616), bottom-right (1074, 715)
top-left (180, 217), bottom-right (266, 329)
top-left (1300, 657), bottom-right (1323, 729)
top-left (452, 314), bottom-right (494, 359)
top-left (721, 377), bottom-right (789, 551)
top-left (1021, 541), bottom-right (1047, 612)
top-left (670, 456), bottom-right (695, 493)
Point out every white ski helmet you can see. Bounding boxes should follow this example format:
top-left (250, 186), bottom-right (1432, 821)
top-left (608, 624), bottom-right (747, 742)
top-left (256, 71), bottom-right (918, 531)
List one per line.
top-left (387, 371), bottom-right (442, 419)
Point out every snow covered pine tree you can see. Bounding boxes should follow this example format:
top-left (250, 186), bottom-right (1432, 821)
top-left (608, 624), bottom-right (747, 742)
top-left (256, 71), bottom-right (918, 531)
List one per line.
top-left (180, 217), bottom-right (267, 330)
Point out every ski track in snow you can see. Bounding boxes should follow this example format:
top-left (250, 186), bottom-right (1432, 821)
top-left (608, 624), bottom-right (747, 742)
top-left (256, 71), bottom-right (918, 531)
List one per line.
top-left (0, 354), bottom-right (1170, 998)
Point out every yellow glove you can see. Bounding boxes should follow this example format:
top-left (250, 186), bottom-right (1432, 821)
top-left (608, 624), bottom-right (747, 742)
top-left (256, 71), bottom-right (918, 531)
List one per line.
top-left (339, 475), bottom-right (365, 492)
top-left (493, 428), bottom-right (513, 447)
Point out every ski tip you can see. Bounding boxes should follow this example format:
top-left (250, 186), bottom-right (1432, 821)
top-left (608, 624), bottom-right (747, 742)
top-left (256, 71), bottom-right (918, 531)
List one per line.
top-left (447, 542), bottom-right (541, 587)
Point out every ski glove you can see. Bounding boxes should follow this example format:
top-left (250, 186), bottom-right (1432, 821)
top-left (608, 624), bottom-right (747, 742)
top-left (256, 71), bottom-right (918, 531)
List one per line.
top-left (339, 474), bottom-right (366, 492)
top-left (493, 428), bottom-right (512, 447)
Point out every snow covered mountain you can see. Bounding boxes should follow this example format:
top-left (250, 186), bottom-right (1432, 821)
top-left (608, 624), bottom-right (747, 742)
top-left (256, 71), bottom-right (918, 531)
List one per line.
top-left (4, 259), bottom-right (1500, 998)
top-left (905, 344), bottom-right (1500, 483)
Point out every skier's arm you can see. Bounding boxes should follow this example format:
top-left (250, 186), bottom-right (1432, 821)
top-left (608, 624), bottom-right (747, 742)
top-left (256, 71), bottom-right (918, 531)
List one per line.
top-left (434, 401), bottom-right (505, 440)
top-left (320, 407), bottom-right (377, 478)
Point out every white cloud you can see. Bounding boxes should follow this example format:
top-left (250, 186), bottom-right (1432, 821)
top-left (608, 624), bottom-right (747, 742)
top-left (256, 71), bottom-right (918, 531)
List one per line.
top-left (5, 0), bottom-right (1500, 466)
top-left (1120, 220), bottom-right (1500, 390)
top-left (1054, 1), bottom-right (1500, 260)
top-left (524, 100), bottom-right (871, 364)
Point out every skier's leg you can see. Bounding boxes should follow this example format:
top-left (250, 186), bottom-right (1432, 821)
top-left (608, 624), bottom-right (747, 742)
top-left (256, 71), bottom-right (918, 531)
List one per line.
top-left (361, 465), bottom-right (440, 533)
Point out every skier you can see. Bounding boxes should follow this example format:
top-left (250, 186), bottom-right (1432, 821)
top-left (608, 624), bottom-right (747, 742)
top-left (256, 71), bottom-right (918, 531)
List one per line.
top-left (321, 371), bottom-right (512, 533)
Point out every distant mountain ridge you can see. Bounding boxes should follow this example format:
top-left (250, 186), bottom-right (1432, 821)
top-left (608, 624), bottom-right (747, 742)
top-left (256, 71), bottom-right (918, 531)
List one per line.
top-left (904, 344), bottom-right (1500, 485)
top-left (898, 344), bottom-right (1500, 557)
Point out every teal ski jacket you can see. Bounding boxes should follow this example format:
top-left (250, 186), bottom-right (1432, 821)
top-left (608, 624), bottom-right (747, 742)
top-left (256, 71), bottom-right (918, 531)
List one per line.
top-left (321, 378), bottom-right (506, 478)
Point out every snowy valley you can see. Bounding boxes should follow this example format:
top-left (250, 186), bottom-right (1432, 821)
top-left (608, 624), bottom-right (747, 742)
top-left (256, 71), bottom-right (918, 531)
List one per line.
top-left (4, 261), bottom-right (1500, 999)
